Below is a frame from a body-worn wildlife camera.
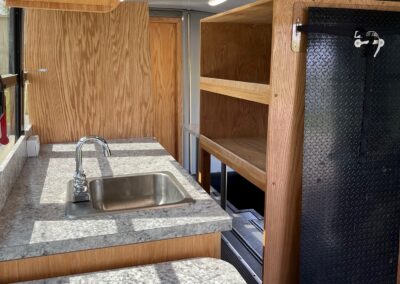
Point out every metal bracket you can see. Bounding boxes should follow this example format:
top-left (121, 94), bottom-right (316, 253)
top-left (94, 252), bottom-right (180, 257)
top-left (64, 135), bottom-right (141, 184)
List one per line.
top-left (292, 18), bottom-right (303, 52)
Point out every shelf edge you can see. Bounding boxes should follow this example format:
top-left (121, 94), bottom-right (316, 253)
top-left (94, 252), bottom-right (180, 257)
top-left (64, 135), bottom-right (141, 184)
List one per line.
top-left (199, 135), bottom-right (266, 191)
top-left (200, 77), bottom-right (271, 105)
top-left (201, 0), bottom-right (273, 24)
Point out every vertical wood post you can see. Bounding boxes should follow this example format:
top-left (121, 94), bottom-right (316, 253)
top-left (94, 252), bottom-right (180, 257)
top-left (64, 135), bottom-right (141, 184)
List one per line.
top-left (264, 0), bottom-right (306, 283)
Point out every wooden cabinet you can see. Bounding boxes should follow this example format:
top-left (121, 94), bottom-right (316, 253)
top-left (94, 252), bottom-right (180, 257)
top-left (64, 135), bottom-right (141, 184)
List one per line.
top-left (24, 2), bottom-right (153, 143)
top-left (199, 1), bottom-right (400, 283)
top-left (5, 0), bottom-right (120, 13)
top-left (150, 17), bottom-right (183, 163)
top-left (0, 233), bottom-right (221, 283)
top-left (199, 0), bottom-right (272, 191)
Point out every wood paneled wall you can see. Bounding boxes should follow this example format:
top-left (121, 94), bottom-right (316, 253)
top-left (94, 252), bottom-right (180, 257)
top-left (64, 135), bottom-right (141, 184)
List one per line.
top-left (6, 0), bottom-right (120, 13)
top-left (200, 91), bottom-right (268, 139)
top-left (150, 17), bottom-right (182, 162)
top-left (25, 2), bottom-right (153, 143)
top-left (201, 23), bottom-right (271, 84)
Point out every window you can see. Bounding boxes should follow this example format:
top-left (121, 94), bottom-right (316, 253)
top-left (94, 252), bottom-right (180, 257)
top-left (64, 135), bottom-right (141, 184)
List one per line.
top-left (0, 84), bottom-right (16, 161)
top-left (0, 1), bottom-right (24, 163)
top-left (0, 1), bottom-right (9, 73)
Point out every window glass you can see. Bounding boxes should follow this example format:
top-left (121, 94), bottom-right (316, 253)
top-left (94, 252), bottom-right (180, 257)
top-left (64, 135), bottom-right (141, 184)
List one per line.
top-left (0, 2), bottom-right (14, 163)
top-left (0, 86), bottom-right (16, 162)
top-left (0, 1), bottom-right (9, 74)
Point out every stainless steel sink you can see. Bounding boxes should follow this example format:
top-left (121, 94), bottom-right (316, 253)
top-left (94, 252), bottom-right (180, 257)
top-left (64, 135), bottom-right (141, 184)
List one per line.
top-left (65, 172), bottom-right (194, 218)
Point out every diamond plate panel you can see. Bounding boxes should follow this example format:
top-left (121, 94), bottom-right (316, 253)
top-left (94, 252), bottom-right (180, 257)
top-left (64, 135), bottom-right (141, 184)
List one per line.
top-left (301, 8), bottom-right (400, 284)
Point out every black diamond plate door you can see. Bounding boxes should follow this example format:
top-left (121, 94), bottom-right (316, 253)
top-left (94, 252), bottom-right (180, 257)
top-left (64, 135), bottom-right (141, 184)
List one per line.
top-left (301, 8), bottom-right (400, 284)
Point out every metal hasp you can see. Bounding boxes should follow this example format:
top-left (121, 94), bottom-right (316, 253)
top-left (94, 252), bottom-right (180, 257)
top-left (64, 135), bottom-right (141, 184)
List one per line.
top-left (73, 136), bottom-right (111, 203)
top-left (354, 30), bottom-right (385, 58)
top-left (291, 18), bottom-right (303, 52)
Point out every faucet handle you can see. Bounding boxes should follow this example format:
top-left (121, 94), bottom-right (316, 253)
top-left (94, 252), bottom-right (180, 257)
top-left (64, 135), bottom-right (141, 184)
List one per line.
top-left (73, 171), bottom-right (89, 202)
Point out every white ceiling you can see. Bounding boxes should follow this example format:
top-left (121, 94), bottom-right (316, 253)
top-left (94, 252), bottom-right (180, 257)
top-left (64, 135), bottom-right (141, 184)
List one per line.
top-left (148, 0), bottom-right (255, 13)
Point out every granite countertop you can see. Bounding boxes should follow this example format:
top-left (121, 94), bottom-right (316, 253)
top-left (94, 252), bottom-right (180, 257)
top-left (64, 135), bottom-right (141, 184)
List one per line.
top-left (23, 258), bottom-right (246, 284)
top-left (0, 139), bottom-right (231, 261)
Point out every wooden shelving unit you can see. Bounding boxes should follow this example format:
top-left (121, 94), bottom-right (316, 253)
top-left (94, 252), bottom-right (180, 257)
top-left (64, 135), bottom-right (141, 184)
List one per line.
top-left (199, 1), bottom-right (400, 284)
top-left (198, 0), bottom-right (273, 282)
top-left (200, 77), bottom-right (271, 105)
top-left (199, 89), bottom-right (268, 187)
top-left (199, 0), bottom-right (272, 192)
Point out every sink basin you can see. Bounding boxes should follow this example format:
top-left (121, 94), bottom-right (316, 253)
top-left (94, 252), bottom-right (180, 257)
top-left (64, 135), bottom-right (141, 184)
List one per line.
top-left (65, 172), bottom-right (194, 218)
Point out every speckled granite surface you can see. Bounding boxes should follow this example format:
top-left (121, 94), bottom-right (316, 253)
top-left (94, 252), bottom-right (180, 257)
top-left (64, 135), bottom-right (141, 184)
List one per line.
top-left (23, 258), bottom-right (246, 284)
top-left (0, 139), bottom-right (231, 261)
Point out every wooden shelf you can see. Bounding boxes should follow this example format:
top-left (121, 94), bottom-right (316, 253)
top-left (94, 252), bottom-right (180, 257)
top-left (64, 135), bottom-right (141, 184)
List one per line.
top-left (201, 0), bottom-right (273, 24)
top-left (200, 135), bottom-right (266, 190)
top-left (200, 77), bottom-right (271, 105)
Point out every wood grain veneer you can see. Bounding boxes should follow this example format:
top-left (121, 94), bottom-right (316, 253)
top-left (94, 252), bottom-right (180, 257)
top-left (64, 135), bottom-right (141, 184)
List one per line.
top-left (200, 91), bottom-right (268, 140)
top-left (199, 4), bottom-right (270, 194)
top-left (201, 0), bottom-right (273, 24)
top-left (0, 232), bottom-right (221, 283)
top-left (200, 135), bottom-right (266, 190)
top-left (201, 22), bottom-right (272, 84)
top-left (25, 2), bottom-right (153, 144)
top-left (264, 0), bottom-right (306, 281)
top-left (200, 77), bottom-right (271, 105)
top-left (150, 17), bottom-right (183, 163)
top-left (6, 0), bottom-right (120, 13)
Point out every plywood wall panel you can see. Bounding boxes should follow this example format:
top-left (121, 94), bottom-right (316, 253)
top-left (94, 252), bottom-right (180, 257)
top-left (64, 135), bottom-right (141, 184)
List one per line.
top-left (25, 2), bottom-right (152, 143)
top-left (149, 17), bottom-right (182, 162)
top-left (200, 91), bottom-right (268, 139)
top-left (201, 23), bottom-right (272, 84)
top-left (6, 0), bottom-right (120, 13)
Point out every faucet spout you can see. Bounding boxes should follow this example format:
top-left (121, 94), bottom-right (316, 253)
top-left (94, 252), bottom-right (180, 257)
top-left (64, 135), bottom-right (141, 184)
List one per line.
top-left (73, 136), bottom-right (111, 203)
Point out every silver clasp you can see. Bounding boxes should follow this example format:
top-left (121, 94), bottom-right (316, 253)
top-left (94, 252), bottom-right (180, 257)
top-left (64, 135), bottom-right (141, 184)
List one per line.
top-left (354, 30), bottom-right (385, 58)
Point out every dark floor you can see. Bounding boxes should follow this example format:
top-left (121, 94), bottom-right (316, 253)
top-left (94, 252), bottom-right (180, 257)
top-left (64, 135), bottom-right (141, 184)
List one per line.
top-left (211, 172), bottom-right (265, 216)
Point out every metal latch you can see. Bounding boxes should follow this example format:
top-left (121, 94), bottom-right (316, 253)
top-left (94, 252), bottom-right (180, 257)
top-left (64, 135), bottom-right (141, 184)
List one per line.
top-left (292, 18), bottom-right (303, 52)
top-left (354, 30), bottom-right (385, 58)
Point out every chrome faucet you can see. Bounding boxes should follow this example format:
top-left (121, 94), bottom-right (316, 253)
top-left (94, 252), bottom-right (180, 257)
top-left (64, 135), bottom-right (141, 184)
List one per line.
top-left (73, 136), bottom-right (111, 203)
